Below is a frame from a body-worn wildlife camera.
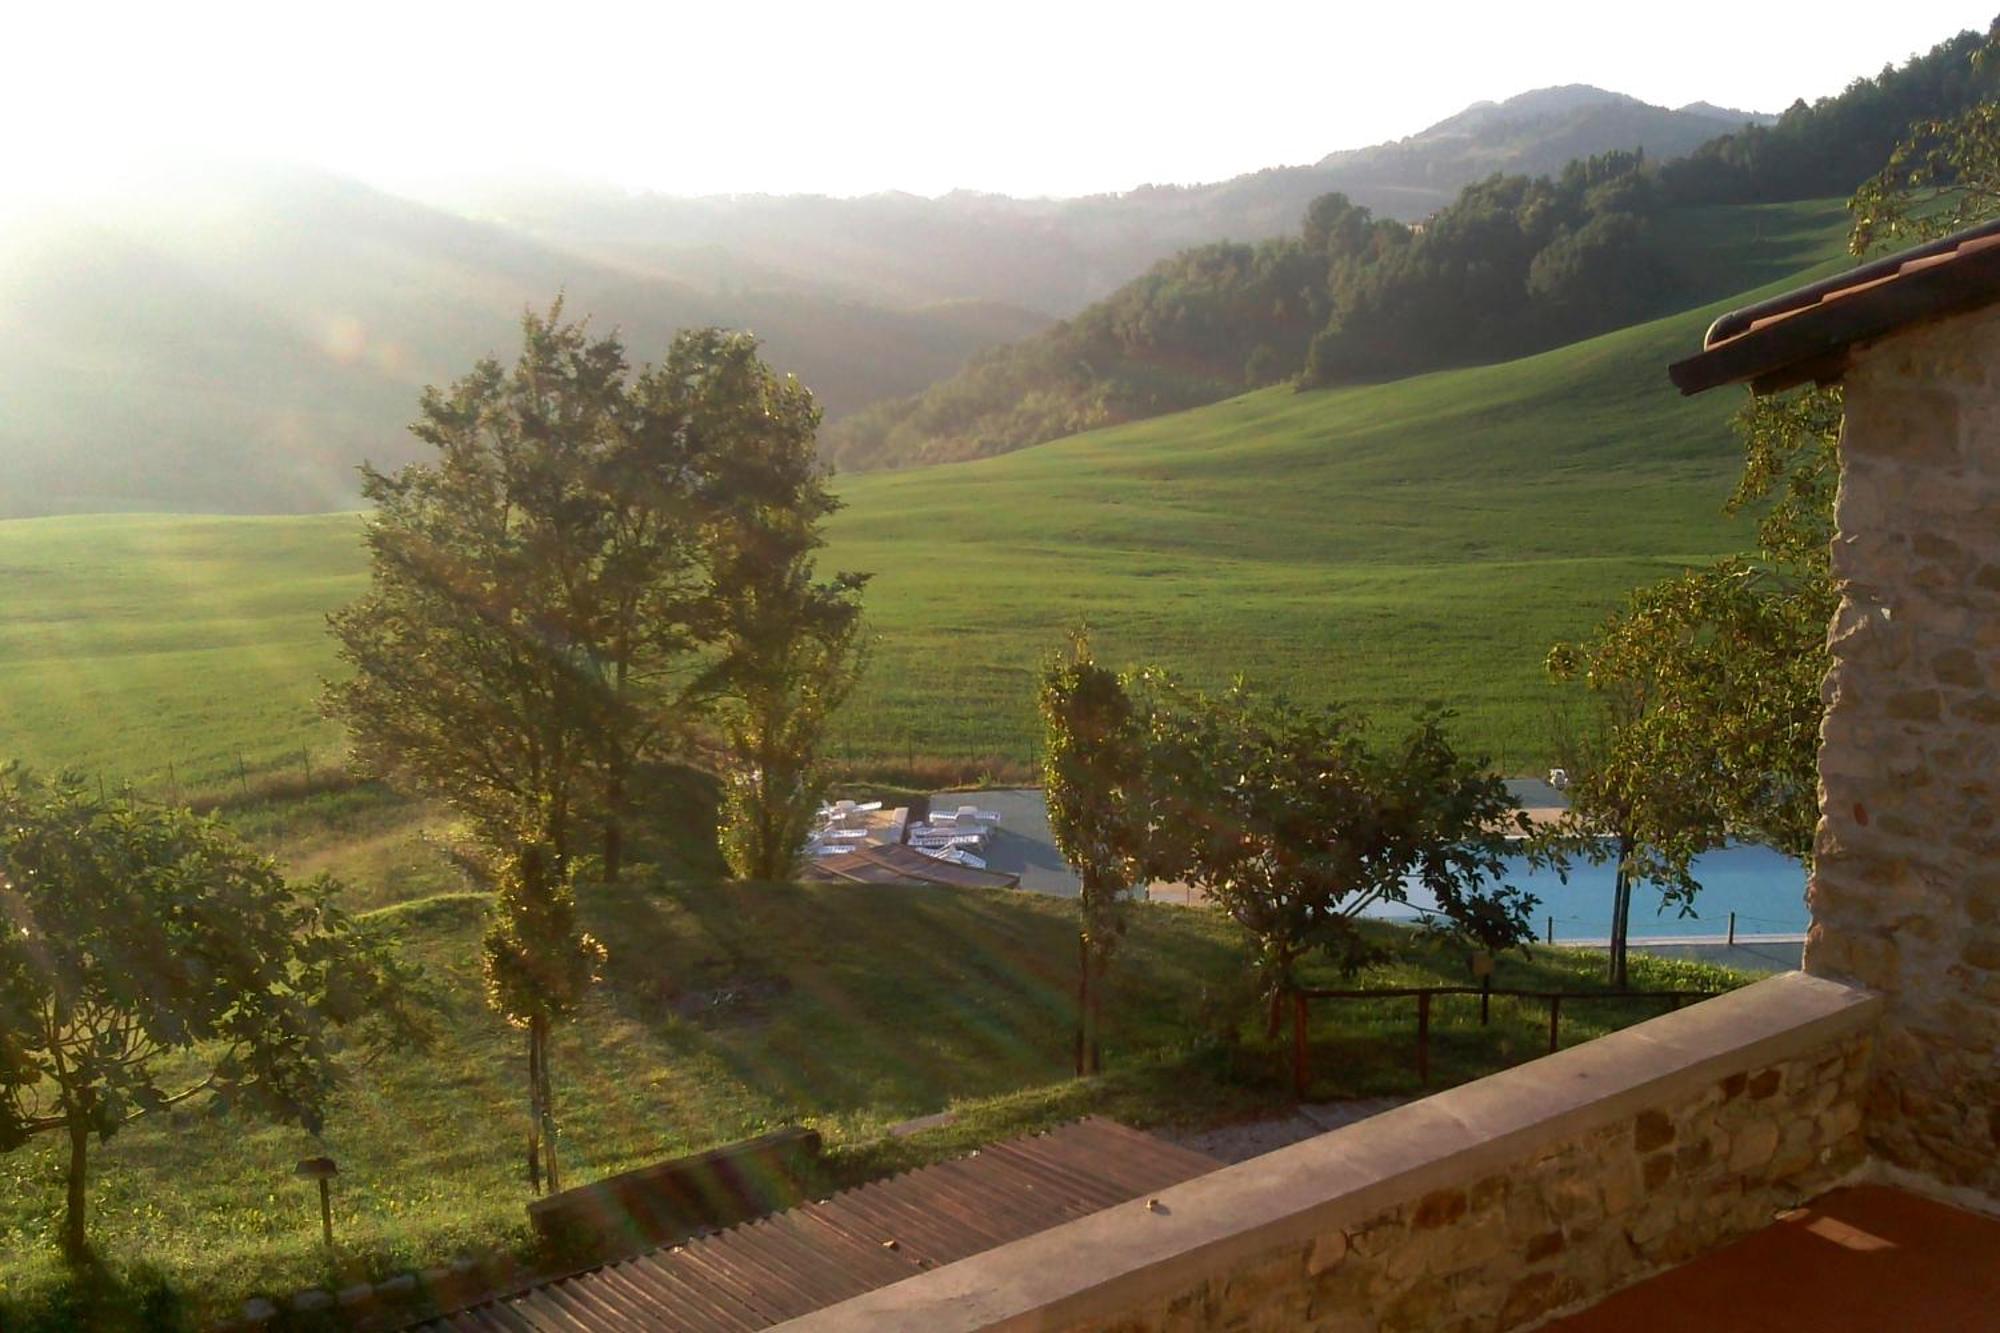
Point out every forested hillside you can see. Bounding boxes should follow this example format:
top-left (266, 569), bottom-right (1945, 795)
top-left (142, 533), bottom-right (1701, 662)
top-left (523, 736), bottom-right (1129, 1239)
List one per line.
top-left (823, 24), bottom-right (1996, 472)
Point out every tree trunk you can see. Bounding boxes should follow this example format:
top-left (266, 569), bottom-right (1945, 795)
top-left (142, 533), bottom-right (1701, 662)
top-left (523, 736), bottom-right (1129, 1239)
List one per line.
top-left (602, 763), bottom-right (624, 885)
top-left (62, 1116), bottom-right (89, 1264)
top-left (526, 1022), bottom-right (544, 1194)
top-left (1610, 835), bottom-right (1635, 990)
top-left (603, 816), bottom-right (623, 885)
top-left (1074, 932), bottom-right (1089, 1078)
top-left (605, 661), bottom-right (628, 884)
top-left (538, 1014), bottom-right (561, 1194)
top-left (1088, 950), bottom-right (1105, 1075)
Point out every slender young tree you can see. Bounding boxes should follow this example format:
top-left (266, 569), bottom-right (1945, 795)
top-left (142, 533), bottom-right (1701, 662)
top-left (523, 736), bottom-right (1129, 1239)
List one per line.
top-left (677, 331), bottom-right (868, 880)
top-left (480, 833), bottom-right (604, 1194)
top-left (0, 768), bottom-right (420, 1261)
top-left (1038, 633), bottom-right (1151, 1075)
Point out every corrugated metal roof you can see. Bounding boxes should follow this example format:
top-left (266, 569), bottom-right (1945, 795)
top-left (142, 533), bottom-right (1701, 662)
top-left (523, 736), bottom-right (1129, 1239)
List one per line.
top-left (1668, 217), bottom-right (2000, 395)
top-left (407, 1118), bottom-right (1215, 1332)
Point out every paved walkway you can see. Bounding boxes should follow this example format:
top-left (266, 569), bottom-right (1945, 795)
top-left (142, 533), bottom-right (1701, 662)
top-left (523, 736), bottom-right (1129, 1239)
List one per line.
top-left (1547, 1185), bottom-right (2000, 1332)
top-left (1159, 1098), bottom-right (1407, 1164)
top-left (934, 788), bottom-right (1080, 897)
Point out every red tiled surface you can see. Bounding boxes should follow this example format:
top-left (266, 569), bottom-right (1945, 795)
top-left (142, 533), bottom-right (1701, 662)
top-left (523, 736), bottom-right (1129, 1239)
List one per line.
top-left (1546, 1185), bottom-right (2000, 1332)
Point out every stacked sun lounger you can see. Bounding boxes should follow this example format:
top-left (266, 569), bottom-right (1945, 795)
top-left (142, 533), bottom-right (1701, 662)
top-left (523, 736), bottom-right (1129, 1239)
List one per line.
top-left (905, 803), bottom-right (1002, 867)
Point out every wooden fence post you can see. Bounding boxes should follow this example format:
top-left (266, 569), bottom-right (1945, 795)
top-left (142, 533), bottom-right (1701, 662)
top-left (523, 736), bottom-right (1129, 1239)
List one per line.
top-left (1416, 991), bottom-right (1432, 1086)
top-left (1480, 975), bottom-right (1492, 1027)
top-left (1547, 994), bottom-right (1563, 1054)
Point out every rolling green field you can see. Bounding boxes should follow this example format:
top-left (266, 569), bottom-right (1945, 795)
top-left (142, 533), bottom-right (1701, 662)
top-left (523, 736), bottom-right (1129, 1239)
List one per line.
top-left (0, 878), bottom-right (1746, 1326)
top-left (0, 199), bottom-right (1835, 1325)
top-left (0, 200), bottom-right (1850, 790)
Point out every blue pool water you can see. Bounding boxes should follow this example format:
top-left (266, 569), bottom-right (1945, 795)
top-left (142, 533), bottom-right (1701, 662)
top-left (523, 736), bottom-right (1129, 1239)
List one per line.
top-left (1370, 842), bottom-right (1808, 941)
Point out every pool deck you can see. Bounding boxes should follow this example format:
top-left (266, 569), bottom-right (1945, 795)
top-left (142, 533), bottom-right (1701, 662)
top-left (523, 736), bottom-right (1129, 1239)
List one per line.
top-left (936, 789), bottom-right (1810, 961)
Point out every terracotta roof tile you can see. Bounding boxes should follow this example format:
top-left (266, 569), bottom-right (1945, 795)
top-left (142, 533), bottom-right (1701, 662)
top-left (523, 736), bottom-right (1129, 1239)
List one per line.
top-left (1669, 217), bottom-right (2000, 395)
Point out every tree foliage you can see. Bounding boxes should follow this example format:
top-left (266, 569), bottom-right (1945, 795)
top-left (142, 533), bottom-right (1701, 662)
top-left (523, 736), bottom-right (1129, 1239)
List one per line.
top-left (1139, 679), bottom-right (1534, 1025)
top-left (1849, 24), bottom-right (2000, 253)
top-left (0, 769), bottom-right (420, 1260)
top-left (326, 306), bottom-right (651, 1193)
top-left (327, 308), bottom-right (868, 1189)
top-left (327, 305), bottom-right (636, 864)
top-left (1037, 634), bottom-right (1151, 1075)
top-left (1547, 387), bottom-right (1841, 979)
top-left (1662, 25), bottom-right (1998, 207)
top-left (685, 331), bottom-right (869, 881)
top-left (480, 835), bottom-right (604, 1194)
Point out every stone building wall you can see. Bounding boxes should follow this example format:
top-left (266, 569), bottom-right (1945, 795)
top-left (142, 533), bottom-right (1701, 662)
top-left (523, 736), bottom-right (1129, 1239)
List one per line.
top-left (1061, 1034), bottom-right (1871, 1333)
top-left (1809, 301), bottom-right (2000, 1198)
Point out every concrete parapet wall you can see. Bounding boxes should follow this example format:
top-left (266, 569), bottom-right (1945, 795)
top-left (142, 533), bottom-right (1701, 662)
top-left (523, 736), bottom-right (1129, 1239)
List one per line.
top-left (779, 972), bottom-right (1879, 1332)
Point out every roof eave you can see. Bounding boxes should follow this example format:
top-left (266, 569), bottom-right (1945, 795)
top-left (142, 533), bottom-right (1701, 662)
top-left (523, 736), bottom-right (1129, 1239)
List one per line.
top-left (1669, 230), bottom-right (2000, 397)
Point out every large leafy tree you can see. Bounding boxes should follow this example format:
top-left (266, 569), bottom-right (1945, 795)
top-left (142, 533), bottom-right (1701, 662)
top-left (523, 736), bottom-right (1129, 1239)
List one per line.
top-left (0, 769), bottom-right (419, 1261)
top-left (1549, 46), bottom-right (2000, 959)
top-left (326, 306), bottom-right (691, 1192)
top-left (1547, 388), bottom-right (1839, 977)
top-left (327, 306), bottom-right (628, 864)
top-left (1037, 634), bottom-right (1151, 1076)
top-left (683, 331), bottom-right (868, 881)
top-left (1141, 680), bottom-right (1533, 1049)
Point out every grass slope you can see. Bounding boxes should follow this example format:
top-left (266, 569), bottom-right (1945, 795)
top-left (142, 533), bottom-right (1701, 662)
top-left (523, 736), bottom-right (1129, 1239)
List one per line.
top-left (0, 879), bottom-right (1747, 1324)
top-left (0, 202), bottom-right (1850, 788)
top-left (826, 202), bottom-right (1852, 769)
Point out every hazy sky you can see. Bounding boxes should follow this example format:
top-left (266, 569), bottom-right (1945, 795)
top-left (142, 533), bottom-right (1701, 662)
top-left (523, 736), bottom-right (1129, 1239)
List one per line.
top-left (7, 0), bottom-right (1994, 200)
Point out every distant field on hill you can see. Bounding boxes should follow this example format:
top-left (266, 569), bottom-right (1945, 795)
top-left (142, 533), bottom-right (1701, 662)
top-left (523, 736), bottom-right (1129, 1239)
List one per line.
top-left (0, 208), bottom-right (1849, 788)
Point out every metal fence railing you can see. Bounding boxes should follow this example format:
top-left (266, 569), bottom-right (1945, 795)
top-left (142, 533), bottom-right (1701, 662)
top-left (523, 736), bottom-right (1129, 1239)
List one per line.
top-left (1286, 982), bottom-right (1724, 1098)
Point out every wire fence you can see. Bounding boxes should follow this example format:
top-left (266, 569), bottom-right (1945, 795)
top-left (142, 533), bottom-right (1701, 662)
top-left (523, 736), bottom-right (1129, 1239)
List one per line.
top-left (89, 750), bottom-right (351, 814)
top-left (1287, 982), bottom-right (1724, 1097)
top-left (1533, 908), bottom-right (1807, 946)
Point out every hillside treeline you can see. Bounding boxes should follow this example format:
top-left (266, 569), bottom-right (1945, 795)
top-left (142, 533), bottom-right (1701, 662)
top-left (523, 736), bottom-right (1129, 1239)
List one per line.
top-left (824, 23), bottom-right (1999, 472)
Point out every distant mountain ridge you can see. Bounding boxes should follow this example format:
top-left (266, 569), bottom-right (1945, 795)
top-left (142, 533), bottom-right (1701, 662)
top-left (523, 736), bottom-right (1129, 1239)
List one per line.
top-left (0, 166), bottom-right (1050, 517)
top-left (1302, 85), bottom-right (1776, 220)
top-left (420, 86), bottom-right (1773, 318)
top-left (819, 20), bottom-right (1998, 475)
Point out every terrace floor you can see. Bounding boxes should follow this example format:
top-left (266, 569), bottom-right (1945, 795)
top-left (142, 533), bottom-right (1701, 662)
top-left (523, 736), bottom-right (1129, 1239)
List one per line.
top-left (1546, 1185), bottom-right (2000, 1332)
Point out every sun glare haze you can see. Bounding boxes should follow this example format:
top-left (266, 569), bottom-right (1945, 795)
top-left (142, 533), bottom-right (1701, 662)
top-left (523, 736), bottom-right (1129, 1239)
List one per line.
top-left (4, 0), bottom-right (1993, 202)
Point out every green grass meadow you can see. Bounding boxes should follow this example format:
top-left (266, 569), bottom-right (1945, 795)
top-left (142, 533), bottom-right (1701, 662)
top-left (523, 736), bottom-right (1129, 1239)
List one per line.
top-left (0, 198), bottom-right (1841, 1324)
top-left (0, 879), bottom-right (1747, 1325)
top-left (0, 202), bottom-right (1850, 791)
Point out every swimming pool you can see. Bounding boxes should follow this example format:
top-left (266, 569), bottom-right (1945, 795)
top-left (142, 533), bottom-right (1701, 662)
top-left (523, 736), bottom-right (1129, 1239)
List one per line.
top-left (1369, 842), bottom-right (1808, 941)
